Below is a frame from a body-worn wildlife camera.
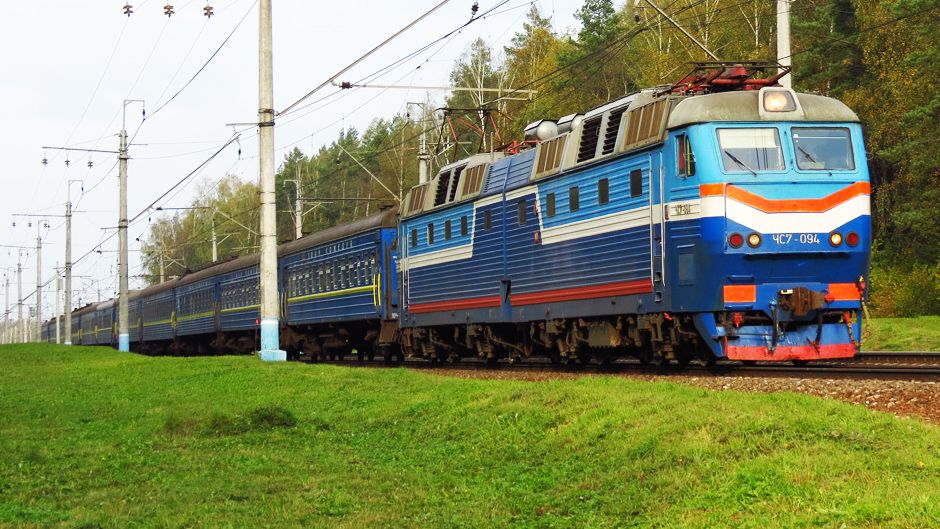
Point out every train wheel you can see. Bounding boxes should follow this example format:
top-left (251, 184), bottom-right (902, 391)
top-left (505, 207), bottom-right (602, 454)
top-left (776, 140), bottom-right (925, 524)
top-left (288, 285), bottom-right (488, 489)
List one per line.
top-left (356, 350), bottom-right (365, 362)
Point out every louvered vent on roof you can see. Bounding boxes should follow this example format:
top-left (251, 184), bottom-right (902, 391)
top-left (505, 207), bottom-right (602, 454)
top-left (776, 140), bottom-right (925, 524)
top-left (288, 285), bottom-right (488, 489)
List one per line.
top-left (461, 164), bottom-right (487, 197)
top-left (623, 99), bottom-right (671, 152)
top-left (448, 165), bottom-right (464, 203)
top-left (403, 183), bottom-right (428, 217)
top-left (533, 135), bottom-right (567, 179)
top-left (576, 116), bottom-right (602, 163)
top-left (601, 106), bottom-right (627, 155)
top-left (433, 171), bottom-right (452, 206)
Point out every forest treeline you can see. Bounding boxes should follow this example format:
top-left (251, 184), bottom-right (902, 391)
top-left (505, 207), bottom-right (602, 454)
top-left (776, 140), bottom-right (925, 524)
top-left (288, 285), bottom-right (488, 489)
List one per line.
top-left (141, 0), bottom-right (940, 315)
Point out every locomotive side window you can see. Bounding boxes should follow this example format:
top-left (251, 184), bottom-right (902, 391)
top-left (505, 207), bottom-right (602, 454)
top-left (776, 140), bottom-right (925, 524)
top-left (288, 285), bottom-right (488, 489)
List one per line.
top-left (460, 216), bottom-right (468, 236)
top-left (677, 134), bottom-right (695, 176)
top-left (518, 199), bottom-right (527, 225)
top-left (546, 193), bottom-right (556, 217)
top-left (411, 228), bottom-right (417, 248)
top-left (427, 223), bottom-right (434, 245)
top-left (484, 210), bottom-right (492, 230)
top-left (791, 127), bottom-right (854, 171)
top-left (569, 186), bottom-right (580, 212)
top-left (630, 169), bottom-right (642, 197)
top-left (598, 178), bottom-right (609, 205)
top-left (445, 220), bottom-right (452, 240)
top-left (717, 128), bottom-right (785, 172)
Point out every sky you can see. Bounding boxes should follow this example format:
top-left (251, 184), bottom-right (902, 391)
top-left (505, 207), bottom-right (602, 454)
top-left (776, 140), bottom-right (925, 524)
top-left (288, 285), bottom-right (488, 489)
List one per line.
top-left (0, 0), bottom-right (583, 321)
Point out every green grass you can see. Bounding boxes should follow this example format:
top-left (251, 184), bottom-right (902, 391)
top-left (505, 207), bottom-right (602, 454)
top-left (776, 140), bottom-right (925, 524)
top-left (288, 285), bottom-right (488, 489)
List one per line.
top-left (864, 316), bottom-right (940, 351)
top-left (1, 345), bottom-right (939, 528)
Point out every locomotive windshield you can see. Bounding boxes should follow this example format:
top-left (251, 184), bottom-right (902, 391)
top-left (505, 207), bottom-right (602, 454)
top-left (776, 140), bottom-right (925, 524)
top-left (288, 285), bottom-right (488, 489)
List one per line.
top-left (791, 127), bottom-right (855, 171)
top-left (717, 128), bottom-right (785, 173)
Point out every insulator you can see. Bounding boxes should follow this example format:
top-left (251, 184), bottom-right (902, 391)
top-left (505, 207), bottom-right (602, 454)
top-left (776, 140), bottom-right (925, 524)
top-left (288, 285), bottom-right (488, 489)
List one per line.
top-left (42, 157), bottom-right (47, 165)
top-left (123, 3), bottom-right (133, 17)
top-left (471, 2), bottom-right (479, 15)
top-left (87, 160), bottom-right (93, 168)
top-left (204, 4), bottom-right (214, 18)
top-left (64, 158), bottom-right (70, 167)
top-left (164, 3), bottom-right (174, 17)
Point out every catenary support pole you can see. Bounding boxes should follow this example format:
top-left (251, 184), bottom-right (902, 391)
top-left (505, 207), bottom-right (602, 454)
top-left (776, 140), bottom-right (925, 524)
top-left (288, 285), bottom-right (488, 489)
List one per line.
top-left (35, 227), bottom-right (41, 342)
top-left (211, 213), bottom-right (218, 262)
top-left (295, 167), bottom-right (303, 239)
top-left (777, 0), bottom-right (791, 87)
top-left (118, 100), bottom-right (142, 353)
top-left (257, 0), bottom-right (285, 361)
top-left (17, 258), bottom-right (23, 343)
top-left (55, 264), bottom-right (61, 344)
top-left (65, 200), bottom-right (72, 345)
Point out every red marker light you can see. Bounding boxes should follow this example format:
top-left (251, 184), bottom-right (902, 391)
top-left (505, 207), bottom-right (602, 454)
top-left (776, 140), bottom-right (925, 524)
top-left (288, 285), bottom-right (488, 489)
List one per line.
top-left (729, 233), bottom-right (744, 248)
top-left (846, 232), bottom-right (859, 247)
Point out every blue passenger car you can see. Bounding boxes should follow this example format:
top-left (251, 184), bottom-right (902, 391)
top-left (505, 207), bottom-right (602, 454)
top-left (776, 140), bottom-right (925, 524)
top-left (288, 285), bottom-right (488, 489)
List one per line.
top-left (279, 207), bottom-right (400, 360)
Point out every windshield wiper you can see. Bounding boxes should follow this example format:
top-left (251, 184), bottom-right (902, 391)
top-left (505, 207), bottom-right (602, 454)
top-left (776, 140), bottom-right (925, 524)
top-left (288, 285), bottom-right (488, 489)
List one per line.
top-left (723, 150), bottom-right (757, 176)
top-left (797, 145), bottom-right (818, 163)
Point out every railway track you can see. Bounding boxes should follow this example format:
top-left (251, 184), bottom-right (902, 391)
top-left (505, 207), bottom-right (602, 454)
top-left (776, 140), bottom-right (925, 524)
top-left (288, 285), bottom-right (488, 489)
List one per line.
top-left (310, 352), bottom-right (940, 382)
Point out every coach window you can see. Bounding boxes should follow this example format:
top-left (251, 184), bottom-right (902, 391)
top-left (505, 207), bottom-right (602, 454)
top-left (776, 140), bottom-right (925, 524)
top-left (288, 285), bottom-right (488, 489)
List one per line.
top-left (677, 134), bottom-right (695, 176)
top-left (546, 192), bottom-right (556, 217)
top-left (598, 178), bottom-right (609, 205)
top-left (630, 169), bottom-right (642, 197)
top-left (569, 186), bottom-right (580, 212)
top-left (445, 219), bottom-right (452, 240)
top-left (518, 199), bottom-right (527, 225)
top-left (427, 224), bottom-right (435, 245)
top-left (484, 210), bottom-right (492, 230)
top-left (460, 216), bottom-right (468, 236)
top-left (370, 251), bottom-right (377, 278)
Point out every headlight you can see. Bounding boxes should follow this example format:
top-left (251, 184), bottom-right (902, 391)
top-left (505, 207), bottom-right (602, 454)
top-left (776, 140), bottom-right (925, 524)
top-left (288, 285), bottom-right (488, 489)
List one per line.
top-left (763, 90), bottom-right (796, 112)
top-left (829, 232), bottom-right (843, 246)
top-left (747, 233), bottom-right (761, 248)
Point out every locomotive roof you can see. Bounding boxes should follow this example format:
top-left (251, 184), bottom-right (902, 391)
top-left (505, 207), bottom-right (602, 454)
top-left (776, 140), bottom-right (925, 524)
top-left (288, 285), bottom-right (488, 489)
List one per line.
top-left (667, 90), bottom-right (859, 128)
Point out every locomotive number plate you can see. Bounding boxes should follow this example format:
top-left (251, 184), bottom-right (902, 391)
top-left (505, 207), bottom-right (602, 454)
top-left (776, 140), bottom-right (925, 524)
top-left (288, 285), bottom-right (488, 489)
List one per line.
top-left (771, 233), bottom-right (820, 245)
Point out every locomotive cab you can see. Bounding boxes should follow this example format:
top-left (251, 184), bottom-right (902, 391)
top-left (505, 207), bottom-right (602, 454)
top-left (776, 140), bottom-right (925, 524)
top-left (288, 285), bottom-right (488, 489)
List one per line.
top-left (666, 88), bottom-right (871, 361)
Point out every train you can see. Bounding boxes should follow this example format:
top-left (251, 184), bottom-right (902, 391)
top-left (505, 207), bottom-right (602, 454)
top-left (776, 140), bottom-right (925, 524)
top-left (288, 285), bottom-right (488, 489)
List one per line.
top-left (43, 63), bottom-right (872, 365)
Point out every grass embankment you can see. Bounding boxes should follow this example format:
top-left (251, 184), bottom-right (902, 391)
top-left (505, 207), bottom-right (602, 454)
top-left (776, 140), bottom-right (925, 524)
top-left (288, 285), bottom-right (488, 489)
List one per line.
top-left (1, 345), bottom-right (939, 528)
top-left (865, 316), bottom-right (940, 351)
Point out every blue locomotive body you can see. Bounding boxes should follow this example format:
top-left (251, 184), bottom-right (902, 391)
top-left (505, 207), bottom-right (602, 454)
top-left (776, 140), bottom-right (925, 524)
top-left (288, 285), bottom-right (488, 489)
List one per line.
top-left (397, 86), bottom-right (870, 363)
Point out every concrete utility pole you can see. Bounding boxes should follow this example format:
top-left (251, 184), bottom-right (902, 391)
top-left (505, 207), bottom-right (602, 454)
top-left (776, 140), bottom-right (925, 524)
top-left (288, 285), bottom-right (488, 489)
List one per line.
top-left (284, 172), bottom-right (303, 240)
top-left (119, 99), bottom-right (144, 353)
top-left (65, 179), bottom-right (81, 346)
top-left (3, 274), bottom-right (9, 344)
top-left (54, 264), bottom-right (61, 344)
top-left (35, 225), bottom-right (42, 342)
top-left (17, 256), bottom-right (23, 343)
top-left (257, 0), bottom-right (285, 361)
top-left (777, 0), bottom-right (792, 87)
top-left (211, 213), bottom-right (218, 262)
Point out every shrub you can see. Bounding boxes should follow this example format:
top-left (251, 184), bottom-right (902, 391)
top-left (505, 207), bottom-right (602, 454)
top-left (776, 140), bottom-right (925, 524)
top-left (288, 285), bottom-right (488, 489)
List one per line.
top-left (869, 262), bottom-right (940, 317)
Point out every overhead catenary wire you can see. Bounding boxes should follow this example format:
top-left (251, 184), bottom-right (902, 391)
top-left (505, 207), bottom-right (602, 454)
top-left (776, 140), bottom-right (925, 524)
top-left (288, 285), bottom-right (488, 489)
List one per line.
top-left (276, 0), bottom-right (454, 117)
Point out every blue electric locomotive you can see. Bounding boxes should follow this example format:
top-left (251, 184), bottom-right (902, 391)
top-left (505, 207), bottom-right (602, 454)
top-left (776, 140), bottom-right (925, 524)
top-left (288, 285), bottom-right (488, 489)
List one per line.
top-left (398, 64), bottom-right (870, 364)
